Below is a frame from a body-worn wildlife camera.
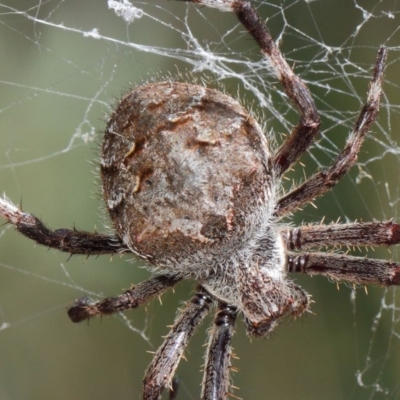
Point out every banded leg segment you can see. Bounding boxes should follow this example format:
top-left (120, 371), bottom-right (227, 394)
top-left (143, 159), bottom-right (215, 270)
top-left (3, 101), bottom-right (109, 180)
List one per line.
top-left (288, 252), bottom-right (400, 286)
top-left (143, 288), bottom-right (213, 400)
top-left (202, 303), bottom-right (238, 400)
top-left (282, 221), bottom-right (400, 250)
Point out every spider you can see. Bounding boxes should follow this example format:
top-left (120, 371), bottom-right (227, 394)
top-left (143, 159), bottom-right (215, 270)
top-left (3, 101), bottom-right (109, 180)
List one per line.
top-left (1, 0), bottom-right (399, 399)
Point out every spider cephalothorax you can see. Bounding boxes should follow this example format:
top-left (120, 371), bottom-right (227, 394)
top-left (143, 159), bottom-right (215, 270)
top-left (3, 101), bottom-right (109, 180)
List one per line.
top-left (1, 1), bottom-right (399, 399)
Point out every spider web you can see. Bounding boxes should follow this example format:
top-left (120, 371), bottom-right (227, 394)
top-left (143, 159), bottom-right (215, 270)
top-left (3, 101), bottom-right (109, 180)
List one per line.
top-left (1, 1), bottom-right (400, 399)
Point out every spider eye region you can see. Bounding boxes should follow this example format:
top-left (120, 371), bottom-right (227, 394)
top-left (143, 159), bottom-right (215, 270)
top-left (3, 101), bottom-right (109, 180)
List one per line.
top-left (101, 81), bottom-right (274, 269)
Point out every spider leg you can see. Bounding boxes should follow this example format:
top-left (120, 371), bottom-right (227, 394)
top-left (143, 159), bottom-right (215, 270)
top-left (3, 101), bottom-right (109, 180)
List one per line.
top-left (276, 46), bottom-right (387, 217)
top-left (282, 221), bottom-right (400, 251)
top-left (67, 275), bottom-right (181, 323)
top-left (143, 287), bottom-right (213, 400)
top-left (176, 0), bottom-right (320, 175)
top-left (0, 196), bottom-right (127, 255)
top-left (201, 303), bottom-right (238, 400)
top-left (288, 251), bottom-right (400, 286)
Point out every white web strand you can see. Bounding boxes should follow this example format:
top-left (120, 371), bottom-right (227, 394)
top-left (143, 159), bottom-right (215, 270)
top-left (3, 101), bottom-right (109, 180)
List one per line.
top-left (0, 1), bottom-right (400, 399)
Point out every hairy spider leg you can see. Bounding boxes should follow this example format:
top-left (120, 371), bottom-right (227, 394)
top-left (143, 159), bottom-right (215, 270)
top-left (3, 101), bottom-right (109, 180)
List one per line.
top-left (283, 221), bottom-right (400, 250)
top-left (0, 197), bottom-right (127, 255)
top-left (180, 0), bottom-right (321, 175)
top-left (288, 252), bottom-right (400, 286)
top-left (276, 47), bottom-right (387, 217)
top-left (142, 289), bottom-right (212, 400)
top-left (68, 275), bottom-right (181, 322)
top-left (201, 303), bottom-right (238, 400)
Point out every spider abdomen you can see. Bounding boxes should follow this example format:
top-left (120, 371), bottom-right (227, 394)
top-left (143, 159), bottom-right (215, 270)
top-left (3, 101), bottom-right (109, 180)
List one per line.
top-left (101, 81), bottom-right (273, 271)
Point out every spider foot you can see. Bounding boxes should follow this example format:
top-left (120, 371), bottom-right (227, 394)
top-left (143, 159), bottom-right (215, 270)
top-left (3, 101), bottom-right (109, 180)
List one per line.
top-left (68, 297), bottom-right (98, 323)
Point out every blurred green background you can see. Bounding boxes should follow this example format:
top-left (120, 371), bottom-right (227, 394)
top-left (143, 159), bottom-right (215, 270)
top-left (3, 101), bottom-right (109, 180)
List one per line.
top-left (1, 1), bottom-right (400, 399)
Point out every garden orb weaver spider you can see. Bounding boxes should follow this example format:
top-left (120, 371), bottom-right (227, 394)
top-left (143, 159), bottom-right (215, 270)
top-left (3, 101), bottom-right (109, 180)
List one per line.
top-left (1, 0), bottom-right (399, 399)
